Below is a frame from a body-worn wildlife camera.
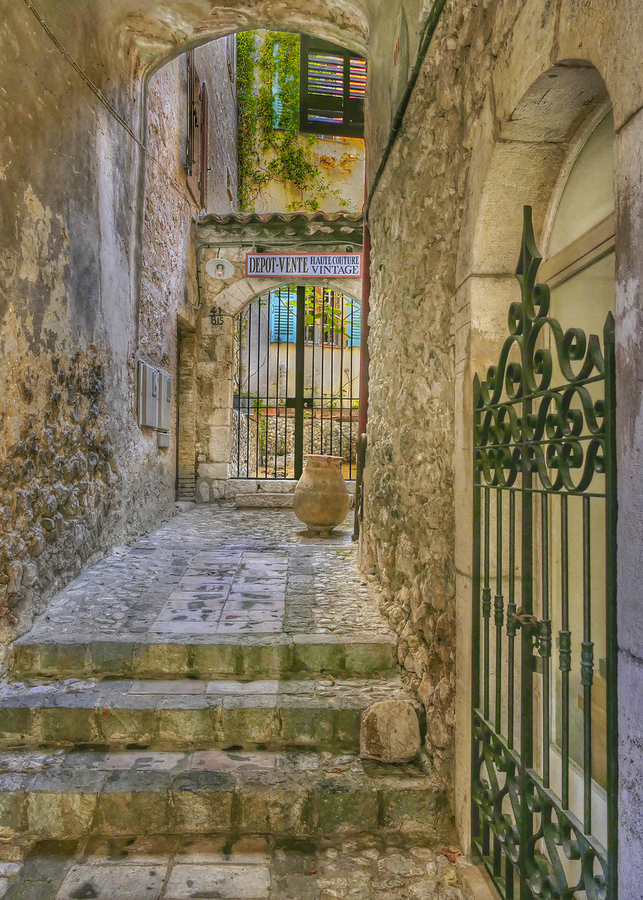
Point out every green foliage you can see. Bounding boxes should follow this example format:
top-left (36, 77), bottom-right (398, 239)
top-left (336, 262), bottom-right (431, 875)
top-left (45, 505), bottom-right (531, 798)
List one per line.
top-left (237, 31), bottom-right (259, 212)
top-left (237, 31), bottom-right (348, 212)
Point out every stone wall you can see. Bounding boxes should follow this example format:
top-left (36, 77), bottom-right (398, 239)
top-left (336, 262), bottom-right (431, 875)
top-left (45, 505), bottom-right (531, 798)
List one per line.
top-left (361, 0), bottom-right (643, 882)
top-left (0, 16), bottom-right (225, 661)
top-left (361, 0), bottom-right (470, 788)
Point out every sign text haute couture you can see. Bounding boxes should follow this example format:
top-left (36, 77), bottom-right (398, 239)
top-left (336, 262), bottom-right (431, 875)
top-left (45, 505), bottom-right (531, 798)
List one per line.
top-left (246, 253), bottom-right (362, 278)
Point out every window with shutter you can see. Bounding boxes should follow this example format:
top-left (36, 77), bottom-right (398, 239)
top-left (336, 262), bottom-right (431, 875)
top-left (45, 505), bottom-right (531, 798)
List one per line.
top-left (185, 52), bottom-right (207, 208)
top-left (299, 36), bottom-right (366, 138)
top-left (199, 82), bottom-right (209, 209)
top-left (347, 302), bottom-right (361, 347)
top-left (269, 288), bottom-right (297, 343)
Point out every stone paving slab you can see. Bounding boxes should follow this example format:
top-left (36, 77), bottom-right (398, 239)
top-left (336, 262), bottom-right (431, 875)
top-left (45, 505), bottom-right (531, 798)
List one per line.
top-left (0, 678), bottom-right (419, 752)
top-left (12, 510), bottom-right (383, 645)
top-left (0, 835), bottom-right (468, 900)
top-left (0, 749), bottom-right (451, 845)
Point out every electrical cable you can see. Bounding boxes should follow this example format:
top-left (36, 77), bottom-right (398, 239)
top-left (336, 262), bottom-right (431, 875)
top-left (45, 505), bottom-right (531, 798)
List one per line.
top-left (19, 0), bottom-right (199, 210)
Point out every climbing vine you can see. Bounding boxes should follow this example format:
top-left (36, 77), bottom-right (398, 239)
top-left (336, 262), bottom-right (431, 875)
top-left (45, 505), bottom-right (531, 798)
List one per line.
top-left (237, 31), bottom-right (347, 212)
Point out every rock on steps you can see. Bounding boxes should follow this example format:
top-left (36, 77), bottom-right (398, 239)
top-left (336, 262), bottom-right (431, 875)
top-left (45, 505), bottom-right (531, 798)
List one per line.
top-left (0, 678), bottom-right (424, 753)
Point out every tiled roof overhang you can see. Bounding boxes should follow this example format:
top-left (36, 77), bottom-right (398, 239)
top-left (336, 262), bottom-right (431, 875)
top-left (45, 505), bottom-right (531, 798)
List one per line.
top-left (194, 211), bottom-right (364, 250)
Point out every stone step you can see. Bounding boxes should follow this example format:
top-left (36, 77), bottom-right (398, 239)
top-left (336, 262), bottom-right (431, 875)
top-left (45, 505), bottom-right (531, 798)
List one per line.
top-left (235, 494), bottom-right (294, 508)
top-left (10, 633), bottom-right (397, 681)
top-left (0, 678), bottom-right (422, 752)
top-left (0, 748), bottom-right (451, 844)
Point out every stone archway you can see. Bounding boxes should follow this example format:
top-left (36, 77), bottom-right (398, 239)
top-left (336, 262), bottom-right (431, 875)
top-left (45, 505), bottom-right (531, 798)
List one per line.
top-left (453, 60), bottom-right (611, 850)
top-left (189, 213), bottom-right (364, 501)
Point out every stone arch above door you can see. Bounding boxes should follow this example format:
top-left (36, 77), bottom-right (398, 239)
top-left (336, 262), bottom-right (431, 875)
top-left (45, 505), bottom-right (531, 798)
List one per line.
top-left (452, 59), bottom-right (613, 851)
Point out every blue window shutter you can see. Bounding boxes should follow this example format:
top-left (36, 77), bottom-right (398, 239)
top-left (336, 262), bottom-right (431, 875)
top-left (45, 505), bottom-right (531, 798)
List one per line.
top-left (269, 291), bottom-right (279, 342)
top-left (348, 303), bottom-right (361, 347)
top-left (269, 289), bottom-right (297, 343)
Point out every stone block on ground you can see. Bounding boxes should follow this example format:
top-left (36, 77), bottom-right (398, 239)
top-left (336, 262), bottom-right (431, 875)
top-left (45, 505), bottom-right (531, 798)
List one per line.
top-left (360, 700), bottom-right (421, 763)
top-left (235, 494), bottom-right (294, 508)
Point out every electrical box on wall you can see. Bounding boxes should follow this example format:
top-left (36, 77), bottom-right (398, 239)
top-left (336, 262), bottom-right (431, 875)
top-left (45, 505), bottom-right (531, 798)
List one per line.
top-left (157, 372), bottom-right (172, 433)
top-left (138, 361), bottom-right (159, 429)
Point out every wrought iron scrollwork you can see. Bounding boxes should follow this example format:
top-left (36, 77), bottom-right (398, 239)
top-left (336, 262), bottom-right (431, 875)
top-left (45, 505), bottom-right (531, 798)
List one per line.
top-left (471, 206), bottom-right (616, 899)
top-left (473, 207), bottom-right (609, 497)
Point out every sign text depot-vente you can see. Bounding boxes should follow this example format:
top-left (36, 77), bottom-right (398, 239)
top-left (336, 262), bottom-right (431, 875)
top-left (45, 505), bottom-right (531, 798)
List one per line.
top-left (246, 253), bottom-right (361, 278)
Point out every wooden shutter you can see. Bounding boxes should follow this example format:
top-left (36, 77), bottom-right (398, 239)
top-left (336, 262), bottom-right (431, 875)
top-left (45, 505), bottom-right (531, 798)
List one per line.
top-left (199, 82), bottom-right (209, 209)
top-left (269, 289), bottom-right (297, 343)
top-left (299, 36), bottom-right (366, 138)
top-left (186, 51), bottom-right (196, 176)
top-left (186, 54), bottom-right (204, 206)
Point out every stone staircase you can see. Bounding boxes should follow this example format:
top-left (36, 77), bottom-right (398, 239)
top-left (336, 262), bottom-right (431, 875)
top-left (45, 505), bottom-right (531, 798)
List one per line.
top-left (0, 631), bottom-right (451, 851)
top-left (0, 509), bottom-right (472, 900)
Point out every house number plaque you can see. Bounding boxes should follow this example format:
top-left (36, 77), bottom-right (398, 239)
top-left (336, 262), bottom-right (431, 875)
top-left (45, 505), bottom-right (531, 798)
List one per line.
top-left (210, 306), bottom-right (224, 326)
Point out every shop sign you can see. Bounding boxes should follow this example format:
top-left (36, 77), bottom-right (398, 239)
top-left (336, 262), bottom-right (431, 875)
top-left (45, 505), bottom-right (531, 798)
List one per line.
top-left (246, 253), bottom-right (362, 278)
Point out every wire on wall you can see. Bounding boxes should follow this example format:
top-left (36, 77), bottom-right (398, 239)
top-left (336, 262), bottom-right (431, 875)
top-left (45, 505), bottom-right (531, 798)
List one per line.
top-left (19, 0), bottom-right (199, 211)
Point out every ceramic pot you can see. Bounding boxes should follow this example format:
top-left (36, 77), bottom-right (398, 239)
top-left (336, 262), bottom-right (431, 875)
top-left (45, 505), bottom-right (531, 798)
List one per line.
top-left (293, 455), bottom-right (350, 534)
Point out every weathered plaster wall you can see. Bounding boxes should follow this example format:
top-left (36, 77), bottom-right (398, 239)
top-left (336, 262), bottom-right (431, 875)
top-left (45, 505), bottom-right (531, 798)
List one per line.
top-left (0, 2), bottom-right (144, 660)
top-left (252, 135), bottom-right (366, 215)
top-left (0, 8), bottom-right (215, 659)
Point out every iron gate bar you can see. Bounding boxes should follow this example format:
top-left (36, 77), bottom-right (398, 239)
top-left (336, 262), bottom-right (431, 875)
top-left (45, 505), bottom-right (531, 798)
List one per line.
top-left (471, 206), bottom-right (617, 900)
top-left (582, 493), bottom-right (592, 835)
top-left (246, 302), bottom-right (251, 477)
top-left (604, 312), bottom-right (618, 897)
top-left (295, 285), bottom-right (306, 479)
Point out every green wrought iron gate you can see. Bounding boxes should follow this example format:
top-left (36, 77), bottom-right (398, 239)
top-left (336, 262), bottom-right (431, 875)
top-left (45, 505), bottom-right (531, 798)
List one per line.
top-left (471, 208), bottom-right (617, 899)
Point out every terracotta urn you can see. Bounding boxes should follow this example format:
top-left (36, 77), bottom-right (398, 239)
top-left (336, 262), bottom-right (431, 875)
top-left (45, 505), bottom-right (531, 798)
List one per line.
top-left (293, 455), bottom-right (350, 534)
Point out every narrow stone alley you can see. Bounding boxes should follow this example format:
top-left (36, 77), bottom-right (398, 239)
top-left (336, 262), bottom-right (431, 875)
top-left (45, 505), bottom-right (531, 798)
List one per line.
top-left (0, 509), bottom-right (467, 899)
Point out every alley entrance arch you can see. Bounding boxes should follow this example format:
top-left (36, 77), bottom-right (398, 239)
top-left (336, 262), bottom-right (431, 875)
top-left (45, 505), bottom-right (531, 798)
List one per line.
top-left (177, 212), bottom-right (364, 503)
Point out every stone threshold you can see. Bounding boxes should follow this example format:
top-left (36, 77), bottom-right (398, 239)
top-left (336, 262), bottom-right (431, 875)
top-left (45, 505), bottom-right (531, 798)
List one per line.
top-left (0, 677), bottom-right (421, 752)
top-left (10, 633), bottom-right (397, 681)
top-left (0, 749), bottom-right (451, 844)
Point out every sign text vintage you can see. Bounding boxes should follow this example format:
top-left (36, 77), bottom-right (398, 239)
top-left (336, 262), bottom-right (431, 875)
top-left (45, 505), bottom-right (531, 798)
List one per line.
top-left (246, 253), bottom-right (362, 278)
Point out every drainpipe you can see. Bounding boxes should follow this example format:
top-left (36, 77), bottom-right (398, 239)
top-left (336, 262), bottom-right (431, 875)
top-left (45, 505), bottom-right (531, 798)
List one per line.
top-left (352, 222), bottom-right (370, 540)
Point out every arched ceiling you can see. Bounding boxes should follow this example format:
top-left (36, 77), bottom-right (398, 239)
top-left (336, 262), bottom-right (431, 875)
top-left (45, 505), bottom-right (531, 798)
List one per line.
top-left (114, 0), bottom-right (370, 74)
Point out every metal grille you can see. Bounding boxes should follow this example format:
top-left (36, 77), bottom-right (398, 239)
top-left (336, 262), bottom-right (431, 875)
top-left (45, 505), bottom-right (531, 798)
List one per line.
top-left (232, 284), bottom-right (361, 480)
top-left (471, 208), bottom-right (617, 899)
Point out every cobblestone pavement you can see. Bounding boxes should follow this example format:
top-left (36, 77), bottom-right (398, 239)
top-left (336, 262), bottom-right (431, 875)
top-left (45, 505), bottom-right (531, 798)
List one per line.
top-left (0, 509), bottom-right (475, 900)
top-left (23, 509), bottom-right (382, 641)
top-left (0, 834), bottom-right (465, 900)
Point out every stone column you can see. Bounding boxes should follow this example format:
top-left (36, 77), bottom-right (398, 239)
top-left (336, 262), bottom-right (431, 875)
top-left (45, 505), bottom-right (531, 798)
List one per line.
top-left (196, 313), bottom-right (235, 502)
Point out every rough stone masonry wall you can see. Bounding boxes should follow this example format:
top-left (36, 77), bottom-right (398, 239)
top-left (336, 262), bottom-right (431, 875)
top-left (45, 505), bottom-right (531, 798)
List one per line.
top-left (0, 8), bottom-right (202, 663)
top-left (362, 0), bottom-right (538, 787)
top-left (0, 4), bottom-right (142, 662)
